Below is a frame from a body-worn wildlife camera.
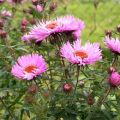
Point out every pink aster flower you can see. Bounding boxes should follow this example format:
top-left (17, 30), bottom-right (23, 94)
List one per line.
top-left (60, 39), bottom-right (102, 65)
top-left (108, 72), bottom-right (120, 87)
top-left (104, 37), bottom-right (120, 54)
top-left (22, 15), bottom-right (84, 43)
top-left (11, 54), bottom-right (47, 80)
top-left (1, 10), bottom-right (12, 17)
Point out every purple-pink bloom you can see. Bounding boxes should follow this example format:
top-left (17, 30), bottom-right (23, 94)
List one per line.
top-left (34, 4), bottom-right (43, 12)
top-left (60, 39), bottom-right (102, 65)
top-left (1, 10), bottom-right (12, 17)
top-left (104, 37), bottom-right (120, 54)
top-left (108, 72), bottom-right (120, 87)
top-left (22, 15), bottom-right (84, 43)
top-left (11, 54), bottom-right (47, 80)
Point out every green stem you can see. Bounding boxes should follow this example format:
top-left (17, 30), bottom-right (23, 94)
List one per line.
top-left (0, 98), bottom-right (15, 120)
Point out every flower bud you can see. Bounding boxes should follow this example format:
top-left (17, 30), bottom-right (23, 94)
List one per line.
top-left (108, 67), bottom-right (116, 74)
top-left (20, 25), bottom-right (26, 33)
top-left (63, 83), bottom-right (72, 93)
top-left (108, 72), bottom-right (120, 87)
top-left (0, 30), bottom-right (7, 38)
top-left (24, 95), bottom-right (34, 104)
top-left (0, 19), bottom-right (4, 28)
top-left (87, 95), bottom-right (95, 105)
top-left (117, 24), bottom-right (120, 33)
top-left (21, 18), bottom-right (29, 26)
top-left (78, 80), bottom-right (84, 87)
top-left (42, 90), bottom-right (49, 98)
top-left (27, 84), bottom-right (38, 94)
top-left (49, 2), bottom-right (57, 11)
top-left (105, 30), bottom-right (112, 38)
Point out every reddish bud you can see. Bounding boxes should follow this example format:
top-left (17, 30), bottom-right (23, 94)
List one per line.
top-left (87, 95), bottom-right (95, 105)
top-left (27, 84), bottom-right (38, 94)
top-left (0, 19), bottom-right (4, 28)
top-left (0, 30), bottom-right (7, 38)
top-left (63, 83), bottom-right (72, 93)
top-left (21, 18), bottom-right (29, 26)
top-left (20, 26), bottom-right (26, 33)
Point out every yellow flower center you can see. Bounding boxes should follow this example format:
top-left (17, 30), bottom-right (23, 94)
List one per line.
top-left (46, 22), bottom-right (58, 29)
top-left (24, 65), bottom-right (37, 73)
top-left (74, 51), bottom-right (88, 59)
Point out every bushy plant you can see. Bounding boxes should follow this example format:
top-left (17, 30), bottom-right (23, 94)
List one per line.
top-left (0, 0), bottom-right (120, 120)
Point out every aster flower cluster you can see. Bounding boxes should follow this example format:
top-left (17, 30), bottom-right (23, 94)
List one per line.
top-left (1, 0), bottom-right (120, 119)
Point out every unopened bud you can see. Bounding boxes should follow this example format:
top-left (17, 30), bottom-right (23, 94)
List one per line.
top-left (27, 84), bottom-right (38, 94)
top-left (105, 30), bottom-right (112, 38)
top-left (117, 24), bottom-right (120, 33)
top-left (87, 95), bottom-right (95, 105)
top-left (63, 83), bottom-right (72, 93)
top-left (0, 30), bottom-right (7, 38)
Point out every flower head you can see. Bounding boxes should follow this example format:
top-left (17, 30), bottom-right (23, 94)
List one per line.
top-left (1, 10), bottom-right (12, 17)
top-left (60, 39), bottom-right (102, 65)
top-left (11, 54), bottom-right (47, 80)
top-left (22, 15), bottom-right (84, 43)
top-left (104, 37), bottom-right (120, 54)
top-left (108, 72), bottom-right (120, 87)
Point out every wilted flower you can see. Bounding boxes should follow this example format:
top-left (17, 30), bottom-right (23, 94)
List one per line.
top-left (108, 72), bottom-right (120, 87)
top-left (11, 54), bottom-right (47, 80)
top-left (104, 37), bottom-right (120, 55)
top-left (60, 39), bottom-right (102, 66)
top-left (1, 10), bottom-right (12, 17)
top-left (22, 15), bottom-right (84, 43)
